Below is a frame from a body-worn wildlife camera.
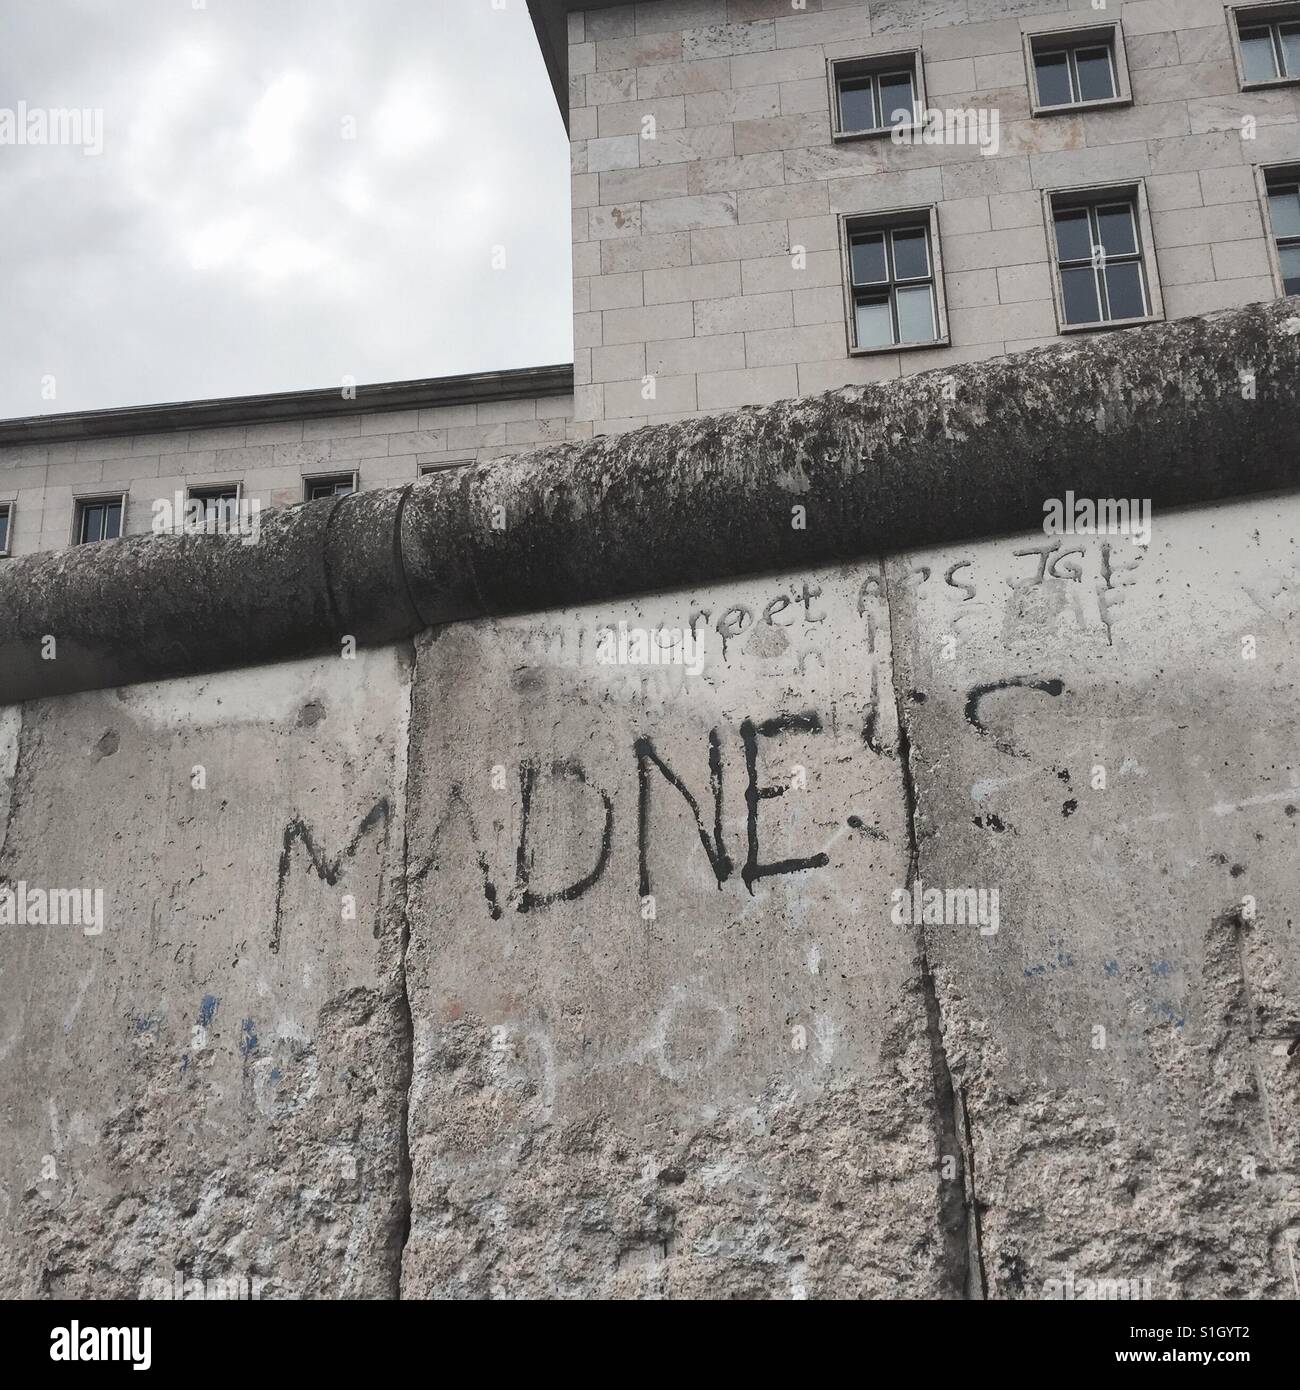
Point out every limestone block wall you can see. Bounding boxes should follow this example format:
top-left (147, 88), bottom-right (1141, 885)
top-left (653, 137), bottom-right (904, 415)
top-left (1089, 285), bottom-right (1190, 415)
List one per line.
top-left (567, 0), bottom-right (1300, 433)
top-left (1, 488), bottom-right (1295, 1297)
top-left (0, 390), bottom-right (576, 561)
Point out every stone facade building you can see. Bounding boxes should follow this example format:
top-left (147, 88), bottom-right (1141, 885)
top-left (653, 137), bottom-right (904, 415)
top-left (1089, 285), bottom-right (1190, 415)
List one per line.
top-left (0, 0), bottom-right (1297, 558)
top-left (552, 0), bottom-right (1300, 428)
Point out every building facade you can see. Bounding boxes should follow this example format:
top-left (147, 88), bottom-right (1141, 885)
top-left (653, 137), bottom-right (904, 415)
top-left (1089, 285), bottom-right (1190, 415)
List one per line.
top-left (0, 368), bottom-right (575, 561)
top-left (557, 0), bottom-right (1300, 431)
top-left (1, 0), bottom-right (1298, 556)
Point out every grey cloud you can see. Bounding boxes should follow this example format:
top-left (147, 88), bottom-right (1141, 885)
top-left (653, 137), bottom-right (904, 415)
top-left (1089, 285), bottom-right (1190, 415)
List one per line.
top-left (0, 0), bottom-right (572, 415)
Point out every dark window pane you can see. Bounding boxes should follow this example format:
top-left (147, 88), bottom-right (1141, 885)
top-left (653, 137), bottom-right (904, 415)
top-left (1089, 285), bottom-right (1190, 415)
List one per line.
top-left (854, 295), bottom-right (893, 348)
top-left (0, 508), bottom-right (8, 552)
top-left (1074, 46), bottom-right (1115, 101)
top-left (1034, 51), bottom-right (1072, 106)
top-left (1280, 244), bottom-right (1300, 296)
top-left (891, 226), bottom-right (929, 280)
top-left (78, 500), bottom-right (121, 543)
top-left (850, 232), bottom-right (887, 284)
top-left (1104, 261), bottom-right (1146, 320)
top-left (1270, 186), bottom-right (1300, 238)
top-left (839, 77), bottom-right (876, 132)
top-left (895, 284), bottom-right (936, 343)
top-left (192, 490), bottom-right (238, 529)
top-left (1095, 203), bottom-right (1137, 259)
top-left (878, 71), bottom-right (915, 126)
top-left (308, 478), bottom-right (354, 500)
top-left (1054, 208), bottom-right (1092, 262)
top-left (1240, 27), bottom-right (1279, 82)
top-left (1061, 266), bottom-right (1101, 325)
top-left (1280, 23), bottom-right (1300, 77)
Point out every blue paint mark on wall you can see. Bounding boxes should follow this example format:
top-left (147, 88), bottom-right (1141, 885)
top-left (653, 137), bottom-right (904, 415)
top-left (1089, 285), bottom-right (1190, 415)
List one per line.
top-left (1103, 960), bottom-right (1119, 977)
top-left (1150, 960), bottom-right (1172, 977)
top-left (239, 1018), bottom-right (258, 1057)
top-left (198, 994), bottom-right (218, 1028)
top-left (1023, 949), bottom-right (1074, 978)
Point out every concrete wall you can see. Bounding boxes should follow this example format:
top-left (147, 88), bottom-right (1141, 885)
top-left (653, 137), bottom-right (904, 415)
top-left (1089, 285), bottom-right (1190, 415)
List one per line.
top-left (0, 391), bottom-right (577, 561)
top-left (3, 487), bottom-right (1296, 1297)
top-left (568, 0), bottom-right (1300, 432)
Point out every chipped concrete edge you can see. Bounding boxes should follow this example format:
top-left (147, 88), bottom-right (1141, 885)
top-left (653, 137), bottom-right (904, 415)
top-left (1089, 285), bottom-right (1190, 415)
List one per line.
top-left (2, 298), bottom-right (1298, 704)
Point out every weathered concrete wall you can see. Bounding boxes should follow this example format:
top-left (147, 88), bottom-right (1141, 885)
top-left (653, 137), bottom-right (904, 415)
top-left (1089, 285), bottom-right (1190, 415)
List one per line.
top-left (890, 496), bottom-right (1300, 1298)
top-left (1, 492), bottom-right (1297, 1298)
top-left (400, 567), bottom-right (953, 1297)
top-left (0, 651), bottom-right (412, 1298)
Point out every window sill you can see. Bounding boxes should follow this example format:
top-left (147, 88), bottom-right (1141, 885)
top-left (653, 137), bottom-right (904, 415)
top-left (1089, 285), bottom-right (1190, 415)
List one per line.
top-left (1030, 94), bottom-right (1131, 117)
top-left (833, 123), bottom-right (918, 143)
top-left (849, 336), bottom-right (950, 357)
top-left (1240, 75), bottom-right (1300, 90)
top-left (1058, 314), bottom-right (1161, 334)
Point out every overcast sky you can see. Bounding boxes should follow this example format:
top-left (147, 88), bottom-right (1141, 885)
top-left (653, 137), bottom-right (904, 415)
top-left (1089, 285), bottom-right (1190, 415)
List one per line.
top-left (0, 0), bottom-right (571, 418)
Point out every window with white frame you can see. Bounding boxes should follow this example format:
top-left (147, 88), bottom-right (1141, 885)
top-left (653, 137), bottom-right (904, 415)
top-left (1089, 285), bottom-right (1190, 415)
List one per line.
top-left (304, 472), bottom-right (357, 501)
top-left (187, 483), bottom-right (241, 532)
top-left (1026, 25), bottom-right (1128, 113)
top-left (1263, 169), bottom-right (1300, 294)
top-left (829, 51), bottom-right (923, 139)
top-left (843, 212), bottom-right (944, 351)
top-left (1234, 4), bottom-right (1300, 84)
top-left (74, 494), bottom-right (124, 544)
top-left (0, 502), bottom-right (11, 556)
top-left (1047, 189), bottom-right (1157, 329)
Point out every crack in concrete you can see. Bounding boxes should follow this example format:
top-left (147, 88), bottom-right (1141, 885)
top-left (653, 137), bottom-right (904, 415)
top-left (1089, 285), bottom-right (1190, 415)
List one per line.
top-left (957, 1081), bottom-right (989, 1300)
top-left (0, 704), bottom-right (28, 884)
top-left (1226, 906), bottom-right (1300, 1298)
top-left (881, 559), bottom-right (986, 1300)
top-left (392, 640), bottom-right (417, 1299)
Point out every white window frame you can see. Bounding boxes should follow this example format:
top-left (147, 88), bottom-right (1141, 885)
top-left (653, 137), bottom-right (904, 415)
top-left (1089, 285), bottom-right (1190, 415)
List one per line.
top-left (1255, 162), bottom-right (1300, 297)
top-left (1023, 20), bottom-right (1132, 116)
top-left (185, 480), bottom-right (244, 534)
top-left (1230, 2), bottom-right (1300, 88)
top-left (1042, 181), bottom-right (1164, 334)
top-left (828, 49), bottom-right (926, 142)
top-left (0, 500), bottom-right (12, 557)
top-left (70, 490), bottom-right (129, 546)
top-left (302, 470), bottom-right (359, 502)
top-left (839, 205), bottom-right (950, 355)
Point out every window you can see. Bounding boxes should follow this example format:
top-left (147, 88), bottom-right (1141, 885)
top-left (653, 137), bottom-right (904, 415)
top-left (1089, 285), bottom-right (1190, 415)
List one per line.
top-left (1233, 4), bottom-right (1300, 84)
top-left (1046, 186), bottom-right (1160, 330)
top-left (0, 503), bottom-right (10, 556)
top-left (841, 209), bottom-right (946, 352)
top-left (418, 461), bottom-right (472, 475)
top-left (304, 472), bottom-right (357, 501)
top-left (1025, 25), bottom-right (1130, 114)
top-left (1262, 168), bottom-right (1300, 294)
top-left (829, 51), bottom-right (924, 139)
top-left (188, 484), bottom-right (241, 531)
top-left (74, 495), bottom-right (124, 544)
